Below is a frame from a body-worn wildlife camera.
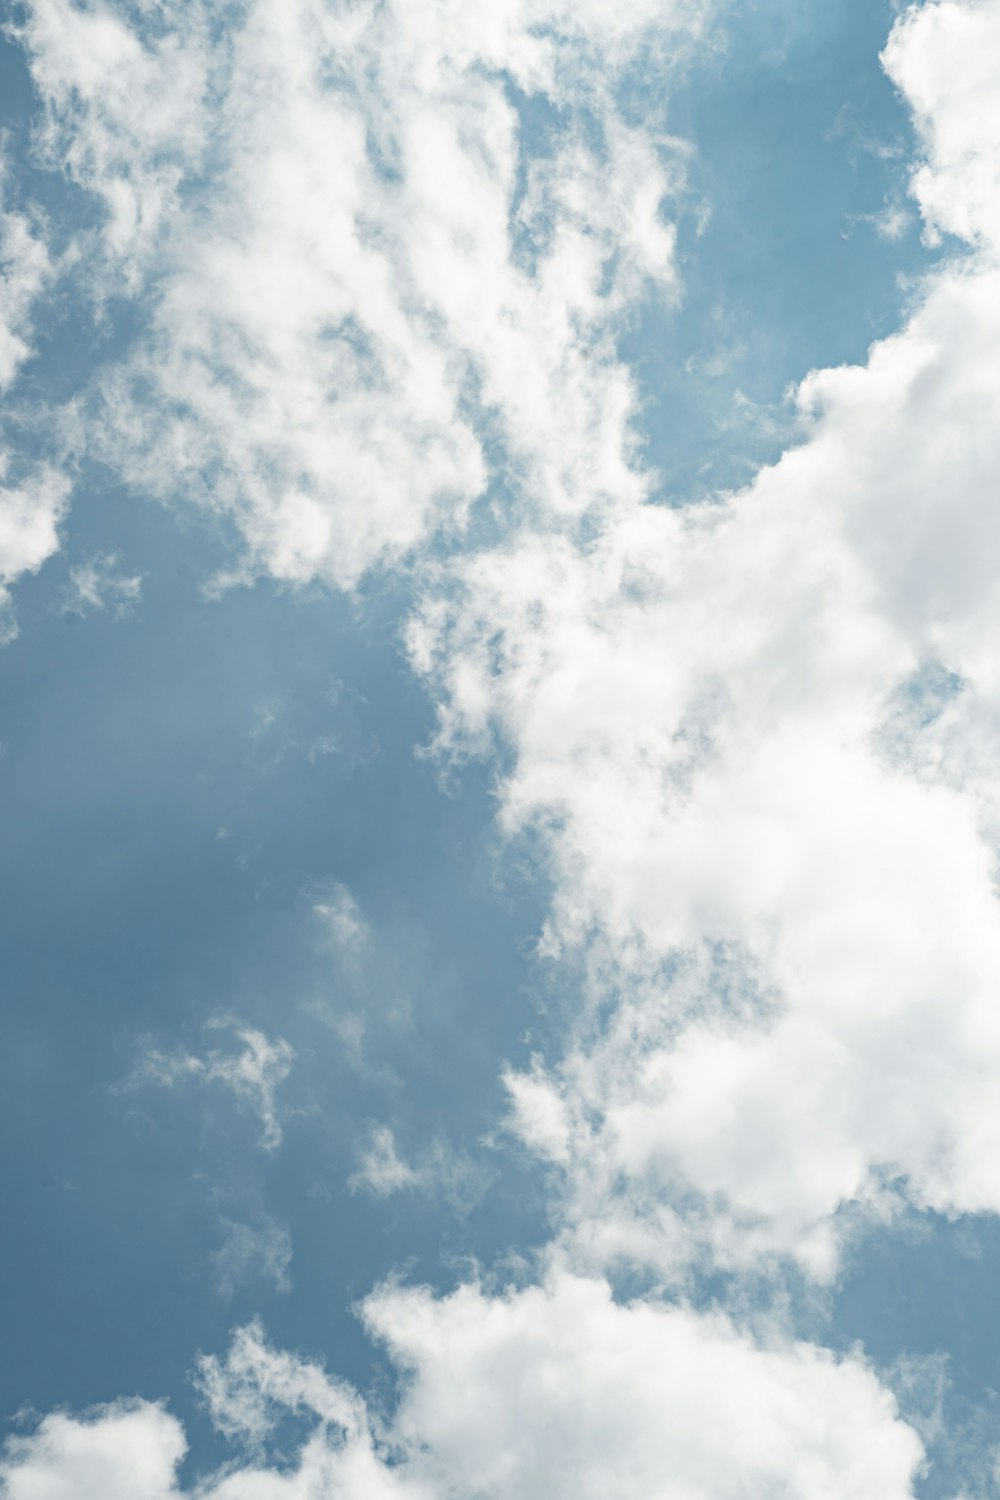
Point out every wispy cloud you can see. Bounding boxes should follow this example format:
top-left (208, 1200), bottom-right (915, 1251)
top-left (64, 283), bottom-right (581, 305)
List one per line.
top-left (0, 171), bottom-right (70, 643)
top-left (124, 1019), bottom-right (295, 1153)
top-left (58, 551), bottom-right (142, 618)
top-left (0, 186), bottom-right (51, 392)
top-left (313, 881), bottom-right (369, 962)
top-left (211, 1214), bottom-right (292, 1301)
top-left (349, 1123), bottom-right (488, 1212)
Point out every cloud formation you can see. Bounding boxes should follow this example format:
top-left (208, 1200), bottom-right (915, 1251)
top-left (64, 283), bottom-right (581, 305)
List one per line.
top-left (58, 551), bottom-right (142, 617)
top-left (17, 0), bottom-right (694, 588)
top-left (0, 1286), bottom-right (922, 1499)
top-left (126, 1020), bottom-right (295, 1154)
top-left (0, 189), bottom-right (51, 391)
top-left (0, 174), bottom-right (69, 641)
top-left (211, 1214), bottom-right (293, 1301)
top-left (0, 452), bottom-right (69, 644)
top-left (349, 1122), bottom-right (487, 1210)
top-left (5, 1), bottom-right (1000, 1495)
top-left (410, 0), bottom-right (1000, 1282)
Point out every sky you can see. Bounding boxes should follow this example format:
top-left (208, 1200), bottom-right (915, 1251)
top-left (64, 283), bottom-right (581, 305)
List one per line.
top-left (1, 0), bottom-right (1000, 1496)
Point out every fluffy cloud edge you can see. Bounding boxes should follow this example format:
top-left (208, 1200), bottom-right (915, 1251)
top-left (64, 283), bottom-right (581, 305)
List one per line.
top-left (0, 1278), bottom-right (924, 1500)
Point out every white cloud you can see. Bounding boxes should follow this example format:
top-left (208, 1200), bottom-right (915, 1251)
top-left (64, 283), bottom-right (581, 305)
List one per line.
top-left (17, 0), bottom-right (697, 590)
top-left (0, 1285), bottom-right (923, 1499)
top-left (413, 427), bottom-right (1000, 1276)
top-left (126, 1020), bottom-right (295, 1153)
top-left (0, 453), bottom-right (70, 644)
top-left (313, 881), bottom-right (370, 961)
top-left (0, 1401), bottom-right (185, 1500)
top-left (409, 0), bottom-right (1000, 1280)
top-left (0, 172), bottom-right (69, 642)
top-left (349, 1123), bottom-right (487, 1210)
top-left (16, 0), bottom-right (209, 285)
top-left (6, 3), bottom-right (999, 1496)
top-left (350, 1123), bottom-right (418, 1197)
top-left (59, 550), bottom-right (142, 617)
top-left (883, 0), bottom-right (1000, 250)
top-left (363, 1271), bottom-right (922, 1500)
top-left (0, 192), bottom-right (51, 391)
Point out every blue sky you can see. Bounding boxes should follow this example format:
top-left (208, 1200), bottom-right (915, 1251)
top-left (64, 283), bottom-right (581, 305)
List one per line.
top-left (2, 2), bottom-right (1000, 1497)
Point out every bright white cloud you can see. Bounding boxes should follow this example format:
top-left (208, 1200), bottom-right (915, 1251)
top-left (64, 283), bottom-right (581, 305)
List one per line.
top-left (18, 0), bottom-right (694, 589)
top-left (0, 1401), bottom-right (185, 1500)
top-left (364, 1272), bottom-right (922, 1500)
top-left (0, 1284), bottom-right (923, 1499)
top-left (126, 1020), bottom-right (295, 1153)
top-left (884, 0), bottom-right (1000, 250)
top-left (15, 0), bottom-right (209, 284)
top-left (6, 1), bottom-right (999, 1495)
top-left (410, 0), bottom-right (1000, 1279)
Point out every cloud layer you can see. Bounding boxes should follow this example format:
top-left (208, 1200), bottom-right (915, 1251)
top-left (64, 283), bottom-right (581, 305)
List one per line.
top-left (17, 0), bottom-right (697, 588)
top-left (412, 0), bottom-right (1000, 1281)
top-left (5, 0), bottom-right (1000, 1496)
top-left (1, 1283), bottom-right (923, 1499)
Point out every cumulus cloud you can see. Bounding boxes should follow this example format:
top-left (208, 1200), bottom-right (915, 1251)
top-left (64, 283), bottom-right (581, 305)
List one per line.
top-left (410, 0), bottom-right (1000, 1279)
top-left (14, 0), bottom-right (210, 285)
top-left (125, 1020), bottom-right (295, 1153)
top-left (363, 1272), bottom-right (922, 1500)
top-left (0, 1283), bottom-right (923, 1499)
top-left (0, 1400), bottom-right (186, 1500)
top-left (6, 2), bottom-right (999, 1495)
top-left (16, 0), bottom-right (695, 589)
top-left (884, 0), bottom-right (1000, 250)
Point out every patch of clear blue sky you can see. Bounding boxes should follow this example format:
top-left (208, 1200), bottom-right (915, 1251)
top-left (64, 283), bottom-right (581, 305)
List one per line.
top-left (0, 477), bottom-right (552, 1444)
top-left (0, 1), bottom-right (991, 1491)
top-left (632, 0), bottom-right (946, 502)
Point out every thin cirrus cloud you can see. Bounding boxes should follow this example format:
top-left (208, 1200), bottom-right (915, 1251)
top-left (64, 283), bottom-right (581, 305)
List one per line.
top-left (58, 550), bottom-right (142, 617)
top-left (210, 1214), bottom-right (293, 1302)
top-left (349, 1122), bottom-right (489, 1211)
top-left (123, 1020), bottom-right (295, 1155)
top-left (2, 1), bottom-right (1000, 1498)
